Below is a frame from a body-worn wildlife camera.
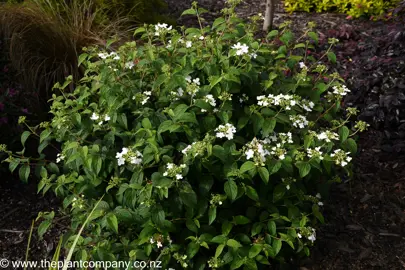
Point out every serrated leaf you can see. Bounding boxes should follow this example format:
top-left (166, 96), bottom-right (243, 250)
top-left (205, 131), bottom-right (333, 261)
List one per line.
top-left (181, 8), bottom-right (197, 16)
top-left (224, 180), bottom-right (238, 201)
top-left (107, 214), bottom-right (118, 234)
top-left (272, 239), bottom-right (282, 255)
top-left (258, 167), bottom-right (269, 184)
top-left (208, 207), bottom-right (216, 225)
top-left (240, 161), bottom-right (256, 173)
top-left (40, 129), bottom-right (51, 144)
top-left (295, 162), bottom-right (311, 178)
top-left (21, 131), bottom-right (31, 147)
top-left (226, 239), bottom-right (242, 248)
top-left (246, 186), bottom-right (259, 202)
top-left (267, 220), bottom-right (276, 236)
top-left (19, 164), bottom-right (30, 183)
top-left (249, 244), bottom-right (262, 258)
top-left (215, 244), bottom-right (225, 258)
top-left (339, 126), bottom-right (350, 142)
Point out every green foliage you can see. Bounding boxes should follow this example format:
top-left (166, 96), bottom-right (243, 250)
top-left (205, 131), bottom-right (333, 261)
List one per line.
top-left (284, 0), bottom-right (401, 19)
top-left (3, 1), bottom-right (370, 268)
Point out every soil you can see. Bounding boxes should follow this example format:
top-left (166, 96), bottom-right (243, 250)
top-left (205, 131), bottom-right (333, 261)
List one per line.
top-left (1, 2), bottom-right (405, 269)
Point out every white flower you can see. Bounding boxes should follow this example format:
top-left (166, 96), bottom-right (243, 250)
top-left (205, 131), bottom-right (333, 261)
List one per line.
top-left (182, 144), bottom-right (192, 155)
top-left (199, 36), bottom-right (204, 40)
top-left (104, 115), bottom-right (110, 121)
top-left (156, 241), bottom-right (163, 248)
top-left (204, 94), bottom-right (216, 107)
top-left (307, 147), bottom-right (323, 160)
top-left (125, 61), bottom-right (134, 69)
top-left (318, 202), bottom-right (324, 206)
top-left (98, 53), bottom-right (108, 59)
top-left (286, 185), bottom-right (290, 190)
top-left (98, 121), bottom-right (103, 125)
top-left (150, 238), bottom-right (155, 244)
top-left (218, 201), bottom-right (222, 205)
top-left (141, 97), bottom-right (149, 105)
top-left (186, 41), bottom-right (192, 48)
top-left (154, 23), bottom-right (172, 36)
top-left (297, 233), bottom-right (302, 238)
top-left (144, 91), bottom-right (152, 96)
top-left (166, 40), bottom-right (172, 49)
top-left (215, 123), bottom-right (236, 140)
top-left (307, 229), bottom-right (316, 242)
top-left (250, 53), bottom-right (258, 59)
top-left (176, 174), bottom-right (183, 180)
top-left (245, 149), bottom-right (255, 160)
top-left (90, 113), bottom-right (99, 120)
top-left (117, 157), bottom-right (125, 166)
top-left (330, 149), bottom-right (352, 167)
top-left (299, 62), bottom-right (307, 69)
top-left (185, 76), bottom-right (192, 83)
top-left (316, 193), bottom-right (322, 199)
top-left (332, 84), bottom-right (351, 96)
top-left (290, 115), bottom-right (309, 129)
top-left (113, 55), bottom-right (120, 60)
top-left (317, 131), bottom-right (338, 142)
top-left (231, 42), bottom-right (249, 56)
top-left (192, 78), bottom-right (200, 85)
top-left (56, 153), bottom-right (65, 163)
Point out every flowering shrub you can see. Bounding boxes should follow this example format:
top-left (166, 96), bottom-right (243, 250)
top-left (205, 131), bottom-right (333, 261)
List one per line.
top-left (2, 0), bottom-right (369, 268)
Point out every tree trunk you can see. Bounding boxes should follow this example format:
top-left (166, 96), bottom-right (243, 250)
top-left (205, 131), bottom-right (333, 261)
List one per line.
top-left (263, 0), bottom-right (275, 31)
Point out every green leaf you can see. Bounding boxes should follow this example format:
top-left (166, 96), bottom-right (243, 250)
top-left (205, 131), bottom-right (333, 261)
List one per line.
top-left (267, 221), bottom-right (276, 236)
top-left (9, 160), bottom-right (19, 173)
top-left (211, 235), bottom-right (228, 244)
top-left (215, 244), bottom-right (225, 258)
top-left (107, 214), bottom-right (118, 234)
top-left (134, 27), bottom-right (146, 36)
top-left (262, 119), bottom-right (276, 137)
top-left (272, 239), bottom-right (282, 255)
top-left (345, 138), bottom-right (357, 154)
top-left (19, 164), bottom-right (30, 183)
top-left (249, 244), bottom-right (262, 258)
top-left (227, 239), bottom-right (242, 248)
top-left (186, 242), bottom-right (200, 259)
top-left (21, 131), bottom-right (31, 147)
top-left (267, 30), bottom-right (279, 39)
top-left (246, 186), bottom-right (259, 202)
top-left (272, 185), bottom-right (285, 203)
top-left (251, 223), bottom-right (263, 237)
top-left (208, 207), bottom-right (216, 225)
top-left (179, 183), bottom-right (197, 207)
top-left (230, 257), bottom-right (244, 270)
top-left (308, 31), bottom-right (318, 43)
top-left (327, 52), bottom-right (337, 64)
top-left (222, 221), bottom-right (233, 236)
top-left (339, 126), bottom-right (350, 142)
top-left (312, 204), bottom-right (325, 223)
top-left (258, 167), bottom-right (269, 184)
top-left (234, 215), bottom-right (250, 225)
top-left (224, 180), bottom-right (238, 201)
top-left (186, 219), bottom-right (198, 233)
top-left (240, 161), bottom-right (256, 173)
top-left (142, 118), bottom-right (152, 129)
top-left (38, 220), bottom-right (51, 239)
top-left (295, 161), bottom-right (311, 178)
top-left (39, 129), bottom-right (51, 144)
top-left (181, 8), bottom-right (197, 16)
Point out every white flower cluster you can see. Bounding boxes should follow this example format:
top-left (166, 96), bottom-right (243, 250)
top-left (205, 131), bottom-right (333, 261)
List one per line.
top-left (132, 91), bottom-right (152, 105)
top-left (98, 51), bottom-right (120, 60)
top-left (289, 115), bottom-right (309, 129)
top-left (125, 61), bottom-right (134, 69)
top-left (231, 42), bottom-right (249, 56)
top-left (317, 130), bottom-right (339, 142)
top-left (266, 132), bottom-right (294, 145)
top-left (90, 113), bottom-right (111, 125)
top-left (299, 62), bottom-right (307, 69)
top-left (244, 138), bottom-right (271, 165)
top-left (330, 149), bottom-right (352, 167)
top-left (150, 235), bottom-right (172, 249)
top-left (154, 23), bottom-right (172, 36)
top-left (181, 139), bottom-right (213, 159)
top-left (239, 93), bottom-right (249, 104)
top-left (306, 147), bottom-right (324, 160)
top-left (316, 193), bottom-right (323, 206)
top-left (170, 87), bottom-right (184, 101)
top-left (204, 94), bottom-right (216, 107)
top-left (269, 143), bottom-right (287, 160)
top-left (331, 84), bottom-right (351, 96)
top-left (56, 153), bottom-right (65, 163)
top-left (297, 227), bottom-right (316, 243)
top-left (215, 123), bottom-right (236, 140)
top-left (163, 163), bottom-right (186, 180)
top-left (72, 194), bottom-right (85, 209)
top-left (116, 147), bottom-right (143, 166)
top-left (257, 94), bottom-right (315, 112)
top-left (185, 75), bottom-right (201, 98)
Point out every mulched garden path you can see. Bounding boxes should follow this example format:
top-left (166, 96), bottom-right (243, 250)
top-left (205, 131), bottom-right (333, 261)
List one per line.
top-left (1, 3), bottom-right (405, 269)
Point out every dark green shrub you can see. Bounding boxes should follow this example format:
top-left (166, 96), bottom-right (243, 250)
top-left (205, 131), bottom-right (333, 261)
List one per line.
top-left (3, 0), bottom-right (369, 268)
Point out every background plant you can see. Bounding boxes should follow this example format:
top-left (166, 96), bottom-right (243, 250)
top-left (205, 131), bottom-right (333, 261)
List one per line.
top-left (284, 0), bottom-right (401, 19)
top-left (2, 0), bottom-right (369, 268)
